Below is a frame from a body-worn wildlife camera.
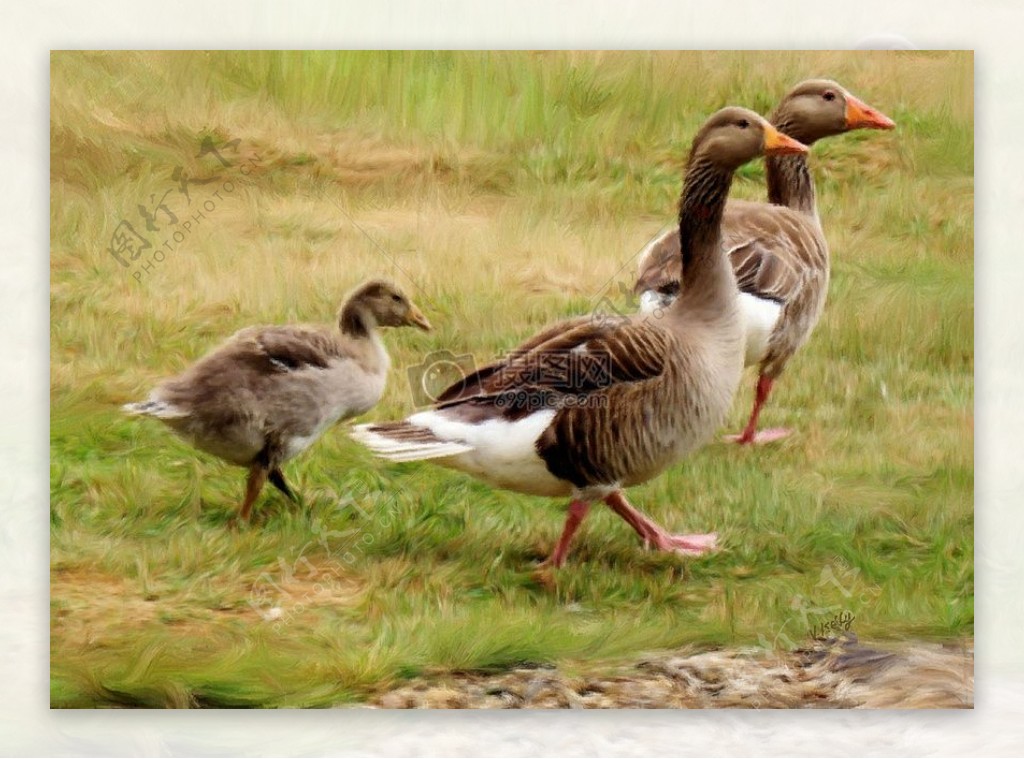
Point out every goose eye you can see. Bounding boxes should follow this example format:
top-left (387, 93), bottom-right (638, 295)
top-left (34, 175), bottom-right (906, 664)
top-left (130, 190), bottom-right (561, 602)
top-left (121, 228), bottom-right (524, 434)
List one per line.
top-left (737, 119), bottom-right (750, 129)
top-left (823, 91), bottom-right (836, 102)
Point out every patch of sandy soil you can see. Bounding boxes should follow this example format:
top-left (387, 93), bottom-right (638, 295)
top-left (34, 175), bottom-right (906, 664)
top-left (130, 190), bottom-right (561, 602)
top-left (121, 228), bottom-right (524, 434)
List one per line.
top-left (51, 567), bottom-right (164, 643)
top-left (50, 561), bottom-right (363, 641)
top-left (373, 634), bottom-right (973, 709)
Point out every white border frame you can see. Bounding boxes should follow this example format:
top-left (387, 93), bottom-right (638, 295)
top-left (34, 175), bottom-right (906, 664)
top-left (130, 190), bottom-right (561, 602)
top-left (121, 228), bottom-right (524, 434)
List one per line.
top-left (16, 1), bottom-right (1010, 756)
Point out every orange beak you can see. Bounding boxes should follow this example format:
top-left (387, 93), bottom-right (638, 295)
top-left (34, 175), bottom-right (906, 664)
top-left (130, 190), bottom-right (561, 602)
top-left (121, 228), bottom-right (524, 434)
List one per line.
top-left (406, 304), bottom-right (432, 332)
top-left (763, 125), bottom-right (809, 156)
top-left (844, 93), bottom-right (896, 130)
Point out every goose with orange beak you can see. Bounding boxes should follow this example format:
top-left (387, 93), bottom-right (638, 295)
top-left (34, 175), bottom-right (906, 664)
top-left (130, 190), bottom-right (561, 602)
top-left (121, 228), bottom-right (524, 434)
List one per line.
top-left (634, 80), bottom-right (895, 444)
top-left (355, 109), bottom-right (808, 567)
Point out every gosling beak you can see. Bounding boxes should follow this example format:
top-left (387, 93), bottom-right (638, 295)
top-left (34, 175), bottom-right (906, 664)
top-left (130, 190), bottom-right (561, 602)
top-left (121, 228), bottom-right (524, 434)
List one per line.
top-left (406, 305), bottom-right (432, 332)
top-left (763, 125), bottom-right (809, 156)
top-left (844, 93), bottom-right (896, 130)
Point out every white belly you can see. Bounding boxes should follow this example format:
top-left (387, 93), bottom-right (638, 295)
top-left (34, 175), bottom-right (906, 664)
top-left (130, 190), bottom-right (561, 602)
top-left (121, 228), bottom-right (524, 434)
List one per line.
top-left (740, 293), bottom-right (782, 367)
top-left (636, 288), bottom-right (781, 367)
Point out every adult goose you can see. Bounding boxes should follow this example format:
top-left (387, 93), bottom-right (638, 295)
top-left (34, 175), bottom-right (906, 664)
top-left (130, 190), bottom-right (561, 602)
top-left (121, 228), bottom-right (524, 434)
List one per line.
top-left (633, 80), bottom-right (895, 444)
top-left (124, 280), bottom-right (431, 521)
top-left (353, 108), bottom-right (808, 567)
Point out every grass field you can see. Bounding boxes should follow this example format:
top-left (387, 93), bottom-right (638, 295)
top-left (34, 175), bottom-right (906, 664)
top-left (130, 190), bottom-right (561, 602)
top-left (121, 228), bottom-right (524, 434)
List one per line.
top-left (50, 50), bottom-right (973, 708)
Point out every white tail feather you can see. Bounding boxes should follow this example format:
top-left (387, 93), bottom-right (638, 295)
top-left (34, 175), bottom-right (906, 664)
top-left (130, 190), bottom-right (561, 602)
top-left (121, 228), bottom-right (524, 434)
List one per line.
top-left (351, 424), bottom-right (473, 462)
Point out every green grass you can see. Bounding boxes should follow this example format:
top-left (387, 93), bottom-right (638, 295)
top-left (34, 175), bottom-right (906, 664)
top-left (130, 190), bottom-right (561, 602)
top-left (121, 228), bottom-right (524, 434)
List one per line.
top-left (50, 50), bottom-right (973, 708)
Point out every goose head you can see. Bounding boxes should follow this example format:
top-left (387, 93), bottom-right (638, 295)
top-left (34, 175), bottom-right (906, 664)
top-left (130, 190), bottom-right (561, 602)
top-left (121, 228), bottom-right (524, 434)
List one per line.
top-left (688, 107), bottom-right (809, 170)
top-left (773, 79), bottom-right (896, 144)
top-left (343, 280), bottom-right (432, 332)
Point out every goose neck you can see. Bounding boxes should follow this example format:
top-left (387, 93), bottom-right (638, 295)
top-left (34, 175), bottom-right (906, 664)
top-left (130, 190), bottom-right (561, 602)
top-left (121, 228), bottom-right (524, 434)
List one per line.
top-left (676, 156), bottom-right (734, 299)
top-left (765, 112), bottom-right (818, 217)
top-left (339, 301), bottom-right (377, 340)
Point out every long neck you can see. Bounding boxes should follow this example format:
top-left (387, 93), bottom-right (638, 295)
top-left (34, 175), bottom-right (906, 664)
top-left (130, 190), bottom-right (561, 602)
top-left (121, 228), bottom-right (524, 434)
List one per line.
top-left (339, 299), bottom-right (390, 375)
top-left (676, 156), bottom-right (735, 303)
top-left (339, 300), bottom-right (376, 339)
top-left (765, 109), bottom-right (818, 218)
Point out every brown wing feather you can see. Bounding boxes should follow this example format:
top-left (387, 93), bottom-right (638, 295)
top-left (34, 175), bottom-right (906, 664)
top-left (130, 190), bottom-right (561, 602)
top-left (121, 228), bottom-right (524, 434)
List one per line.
top-left (634, 200), bottom-right (826, 309)
top-left (434, 315), bottom-right (592, 403)
top-left (231, 325), bottom-right (344, 372)
top-left (435, 318), bottom-right (669, 426)
top-left (727, 238), bottom-right (802, 305)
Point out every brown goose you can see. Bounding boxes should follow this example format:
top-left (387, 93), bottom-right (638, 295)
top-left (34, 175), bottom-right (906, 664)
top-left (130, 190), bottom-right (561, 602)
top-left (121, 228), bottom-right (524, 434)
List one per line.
top-left (353, 109), bottom-right (808, 567)
top-left (633, 80), bottom-right (895, 444)
top-left (124, 280), bottom-right (431, 521)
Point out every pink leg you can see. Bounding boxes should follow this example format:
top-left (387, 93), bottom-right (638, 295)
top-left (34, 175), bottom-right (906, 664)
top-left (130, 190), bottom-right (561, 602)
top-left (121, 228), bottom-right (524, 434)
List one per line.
top-left (542, 499), bottom-right (591, 568)
top-left (603, 491), bottom-right (717, 556)
top-left (725, 374), bottom-right (791, 445)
